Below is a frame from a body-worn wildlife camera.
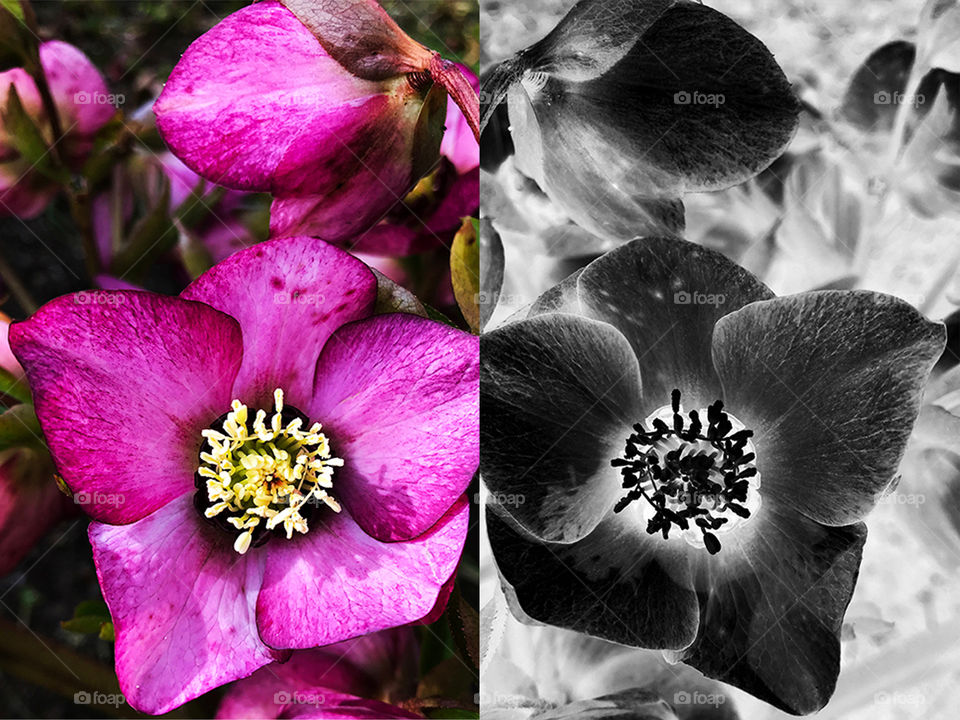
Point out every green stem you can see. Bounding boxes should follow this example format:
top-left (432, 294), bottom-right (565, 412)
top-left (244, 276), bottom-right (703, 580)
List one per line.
top-left (0, 251), bottom-right (37, 313)
top-left (69, 188), bottom-right (101, 281)
top-left (17, 2), bottom-right (100, 280)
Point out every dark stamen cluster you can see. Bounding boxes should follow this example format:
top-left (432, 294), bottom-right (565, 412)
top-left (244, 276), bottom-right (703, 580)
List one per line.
top-left (611, 389), bottom-right (757, 554)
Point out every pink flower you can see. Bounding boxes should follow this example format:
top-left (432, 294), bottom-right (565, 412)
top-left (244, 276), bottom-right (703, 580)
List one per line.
top-left (154, 0), bottom-right (471, 244)
top-left (0, 41), bottom-right (114, 218)
top-left (277, 66), bottom-right (481, 256)
top-left (217, 628), bottom-right (422, 719)
top-left (0, 315), bottom-right (74, 577)
top-left (10, 237), bottom-right (478, 714)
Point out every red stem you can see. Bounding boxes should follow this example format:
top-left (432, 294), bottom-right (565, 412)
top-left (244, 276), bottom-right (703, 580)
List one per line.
top-left (430, 54), bottom-right (479, 142)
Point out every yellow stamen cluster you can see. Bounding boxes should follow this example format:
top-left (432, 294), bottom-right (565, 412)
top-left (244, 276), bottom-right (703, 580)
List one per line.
top-left (198, 388), bottom-right (342, 554)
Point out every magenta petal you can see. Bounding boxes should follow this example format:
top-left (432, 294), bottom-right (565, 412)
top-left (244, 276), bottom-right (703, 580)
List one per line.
top-left (0, 68), bottom-right (43, 130)
top-left (155, 0), bottom-right (421, 233)
top-left (10, 292), bottom-right (243, 524)
top-left (91, 494), bottom-right (281, 715)
top-left (425, 166), bottom-right (480, 234)
top-left (256, 496), bottom-right (469, 649)
top-left (0, 170), bottom-right (57, 219)
top-left (309, 314), bottom-right (478, 541)
top-left (222, 688), bottom-right (420, 720)
top-left (217, 630), bottom-right (419, 719)
top-left (440, 64), bottom-right (480, 173)
top-left (349, 222), bottom-right (425, 256)
top-left (182, 236), bottom-right (377, 409)
top-left (414, 573), bottom-right (456, 626)
top-left (40, 41), bottom-right (114, 136)
top-left (269, 192), bottom-right (403, 244)
top-left (0, 319), bottom-right (23, 377)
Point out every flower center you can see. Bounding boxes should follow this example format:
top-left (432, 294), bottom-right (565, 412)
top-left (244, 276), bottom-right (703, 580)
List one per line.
top-left (194, 388), bottom-right (342, 555)
top-left (611, 389), bottom-right (761, 554)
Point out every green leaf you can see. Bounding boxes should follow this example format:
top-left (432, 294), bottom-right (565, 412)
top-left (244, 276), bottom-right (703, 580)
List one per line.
top-left (447, 584), bottom-right (479, 670)
top-left (0, 403), bottom-right (42, 452)
top-left (418, 620), bottom-right (454, 677)
top-left (62, 599), bottom-right (114, 642)
top-left (60, 616), bottom-right (104, 635)
top-left (423, 303), bottom-right (459, 328)
top-left (74, 600), bottom-right (109, 617)
top-left (0, 3), bottom-right (34, 72)
top-left (424, 710), bottom-right (479, 719)
top-left (1, 84), bottom-right (65, 183)
top-left (175, 182), bottom-right (224, 228)
top-left (478, 218), bottom-right (503, 331)
top-left (98, 622), bottom-right (115, 642)
top-left (450, 217), bottom-right (480, 333)
top-left (372, 268), bottom-right (428, 317)
top-left (175, 223), bottom-right (216, 281)
top-left (108, 177), bottom-right (174, 280)
top-left (0, 1), bottom-right (24, 21)
top-left (0, 365), bottom-right (30, 404)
